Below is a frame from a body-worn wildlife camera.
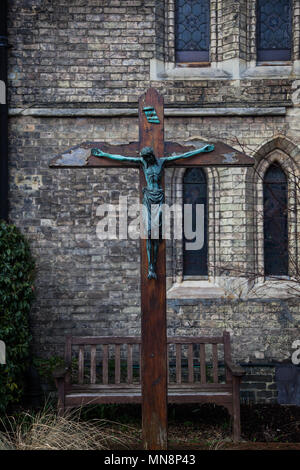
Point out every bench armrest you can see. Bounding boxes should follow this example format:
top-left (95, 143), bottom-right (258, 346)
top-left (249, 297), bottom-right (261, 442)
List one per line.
top-left (225, 360), bottom-right (245, 377)
top-left (53, 366), bottom-right (70, 379)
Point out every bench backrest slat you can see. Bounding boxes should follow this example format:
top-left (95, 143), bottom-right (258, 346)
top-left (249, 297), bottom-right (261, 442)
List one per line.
top-left (212, 343), bottom-right (218, 384)
top-left (127, 344), bottom-right (133, 384)
top-left (90, 345), bottom-right (96, 385)
top-left (176, 344), bottom-right (182, 384)
top-left (102, 344), bottom-right (109, 385)
top-left (65, 335), bottom-right (72, 368)
top-left (223, 331), bottom-right (232, 382)
top-left (78, 346), bottom-right (84, 385)
top-left (115, 344), bottom-right (121, 384)
top-left (188, 344), bottom-right (193, 383)
top-left (200, 343), bottom-right (206, 384)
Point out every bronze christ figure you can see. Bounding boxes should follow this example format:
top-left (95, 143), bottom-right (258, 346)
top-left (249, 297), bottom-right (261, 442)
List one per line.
top-left (91, 143), bottom-right (214, 279)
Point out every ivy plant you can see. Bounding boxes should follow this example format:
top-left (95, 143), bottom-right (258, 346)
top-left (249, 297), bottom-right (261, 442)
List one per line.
top-left (0, 221), bottom-right (35, 412)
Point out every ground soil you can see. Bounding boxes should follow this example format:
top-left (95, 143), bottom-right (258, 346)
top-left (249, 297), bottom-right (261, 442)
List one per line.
top-left (81, 402), bottom-right (300, 450)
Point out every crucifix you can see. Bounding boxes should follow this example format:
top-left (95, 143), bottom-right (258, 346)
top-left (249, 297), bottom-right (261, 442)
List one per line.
top-left (91, 139), bottom-right (214, 279)
top-left (50, 88), bottom-right (254, 450)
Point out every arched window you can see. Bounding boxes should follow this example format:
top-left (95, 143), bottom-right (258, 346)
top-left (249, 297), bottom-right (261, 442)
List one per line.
top-left (183, 168), bottom-right (208, 276)
top-left (257, 0), bottom-right (292, 61)
top-left (175, 0), bottom-right (210, 63)
top-left (263, 163), bottom-right (288, 276)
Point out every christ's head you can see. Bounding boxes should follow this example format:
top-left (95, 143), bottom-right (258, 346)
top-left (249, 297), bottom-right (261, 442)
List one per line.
top-left (140, 146), bottom-right (156, 165)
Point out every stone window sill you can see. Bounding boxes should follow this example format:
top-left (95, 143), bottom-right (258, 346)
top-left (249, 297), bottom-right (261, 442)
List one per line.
top-left (150, 59), bottom-right (230, 81)
top-left (167, 280), bottom-right (225, 299)
top-left (241, 64), bottom-right (294, 79)
top-left (247, 279), bottom-right (299, 299)
top-left (151, 58), bottom-right (300, 81)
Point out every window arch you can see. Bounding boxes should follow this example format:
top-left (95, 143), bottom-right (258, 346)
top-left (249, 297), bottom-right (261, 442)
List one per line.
top-left (175, 0), bottom-right (210, 63)
top-left (263, 163), bottom-right (288, 276)
top-left (257, 0), bottom-right (292, 62)
top-left (183, 168), bottom-right (208, 276)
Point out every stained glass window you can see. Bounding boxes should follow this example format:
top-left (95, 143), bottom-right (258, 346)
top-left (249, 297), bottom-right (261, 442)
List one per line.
top-left (257, 0), bottom-right (292, 61)
top-left (175, 0), bottom-right (210, 62)
top-left (183, 168), bottom-right (208, 276)
top-left (263, 163), bottom-right (288, 276)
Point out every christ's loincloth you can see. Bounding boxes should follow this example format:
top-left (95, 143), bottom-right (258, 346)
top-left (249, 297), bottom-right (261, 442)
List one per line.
top-left (142, 187), bottom-right (164, 240)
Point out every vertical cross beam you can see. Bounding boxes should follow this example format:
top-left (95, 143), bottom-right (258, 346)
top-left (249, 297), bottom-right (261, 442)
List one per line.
top-left (139, 88), bottom-right (167, 450)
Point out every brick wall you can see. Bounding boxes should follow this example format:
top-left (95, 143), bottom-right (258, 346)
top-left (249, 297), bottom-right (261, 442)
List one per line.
top-left (7, 0), bottom-right (293, 107)
top-left (5, 0), bottom-right (300, 403)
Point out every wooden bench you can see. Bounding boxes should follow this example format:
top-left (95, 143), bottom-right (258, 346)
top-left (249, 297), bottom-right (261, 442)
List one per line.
top-left (53, 331), bottom-right (245, 441)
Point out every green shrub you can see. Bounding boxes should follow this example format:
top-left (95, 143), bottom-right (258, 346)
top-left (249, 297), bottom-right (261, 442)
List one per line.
top-left (0, 220), bottom-right (35, 412)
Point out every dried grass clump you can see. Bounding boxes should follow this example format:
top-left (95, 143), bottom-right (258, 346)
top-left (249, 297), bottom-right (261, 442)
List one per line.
top-left (0, 408), bottom-right (138, 450)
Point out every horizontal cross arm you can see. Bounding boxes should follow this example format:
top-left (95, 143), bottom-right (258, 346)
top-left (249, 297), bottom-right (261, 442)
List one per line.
top-left (49, 141), bottom-right (254, 168)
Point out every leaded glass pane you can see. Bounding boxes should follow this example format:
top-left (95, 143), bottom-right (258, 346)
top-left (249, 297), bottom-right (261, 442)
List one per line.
top-left (263, 164), bottom-right (288, 276)
top-left (183, 168), bottom-right (208, 276)
top-left (257, 0), bottom-right (292, 61)
top-left (175, 0), bottom-right (210, 62)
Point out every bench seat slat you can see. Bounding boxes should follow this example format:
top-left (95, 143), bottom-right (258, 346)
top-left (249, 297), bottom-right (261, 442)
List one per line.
top-left (65, 390), bottom-right (233, 408)
top-left (66, 391), bottom-right (232, 398)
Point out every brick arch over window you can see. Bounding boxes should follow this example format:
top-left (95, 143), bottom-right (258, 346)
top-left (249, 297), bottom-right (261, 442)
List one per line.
top-left (251, 138), bottom-right (300, 280)
top-left (165, 164), bottom-right (221, 287)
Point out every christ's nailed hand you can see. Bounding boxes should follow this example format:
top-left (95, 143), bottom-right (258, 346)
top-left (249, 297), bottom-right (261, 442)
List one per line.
top-left (91, 148), bottom-right (105, 157)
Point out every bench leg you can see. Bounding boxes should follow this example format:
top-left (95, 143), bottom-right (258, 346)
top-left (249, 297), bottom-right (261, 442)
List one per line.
top-left (55, 378), bottom-right (65, 416)
top-left (232, 376), bottom-right (241, 441)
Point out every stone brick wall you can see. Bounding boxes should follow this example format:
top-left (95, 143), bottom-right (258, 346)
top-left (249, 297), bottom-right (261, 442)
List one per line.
top-left (5, 1), bottom-right (300, 403)
top-left (8, 114), bottom-right (300, 358)
top-left (7, 0), bottom-right (294, 107)
top-left (240, 366), bottom-right (277, 404)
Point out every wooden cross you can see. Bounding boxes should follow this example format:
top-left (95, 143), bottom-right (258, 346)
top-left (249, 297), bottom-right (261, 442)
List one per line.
top-left (50, 88), bottom-right (253, 450)
top-left (139, 89), bottom-right (167, 450)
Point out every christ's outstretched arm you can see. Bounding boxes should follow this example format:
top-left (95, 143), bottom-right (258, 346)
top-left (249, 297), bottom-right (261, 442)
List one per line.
top-left (91, 148), bottom-right (142, 163)
top-left (162, 143), bottom-right (214, 163)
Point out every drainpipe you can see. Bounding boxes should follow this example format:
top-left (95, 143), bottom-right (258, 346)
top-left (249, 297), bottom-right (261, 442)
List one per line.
top-left (0, 0), bottom-right (8, 221)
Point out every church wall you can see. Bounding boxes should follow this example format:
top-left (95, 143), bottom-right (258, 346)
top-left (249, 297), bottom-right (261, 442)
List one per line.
top-left (5, 0), bottom-right (300, 403)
